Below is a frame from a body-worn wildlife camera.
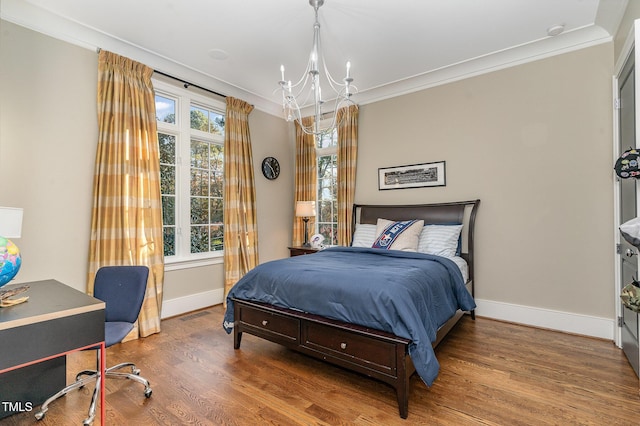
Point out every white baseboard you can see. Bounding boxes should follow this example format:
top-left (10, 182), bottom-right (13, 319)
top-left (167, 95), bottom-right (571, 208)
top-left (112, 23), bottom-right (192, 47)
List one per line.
top-left (475, 298), bottom-right (615, 341)
top-left (161, 288), bottom-right (224, 319)
top-left (160, 292), bottom-right (616, 340)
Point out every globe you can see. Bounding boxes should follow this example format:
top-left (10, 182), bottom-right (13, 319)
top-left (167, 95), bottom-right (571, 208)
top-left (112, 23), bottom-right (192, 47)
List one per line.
top-left (0, 237), bottom-right (22, 287)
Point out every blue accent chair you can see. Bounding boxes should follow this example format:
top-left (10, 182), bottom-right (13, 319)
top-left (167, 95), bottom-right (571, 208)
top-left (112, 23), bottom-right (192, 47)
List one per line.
top-left (35, 266), bottom-right (153, 425)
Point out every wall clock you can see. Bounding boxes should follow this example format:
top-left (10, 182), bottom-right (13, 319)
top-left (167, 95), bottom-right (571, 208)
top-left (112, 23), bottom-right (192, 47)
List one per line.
top-left (261, 157), bottom-right (280, 180)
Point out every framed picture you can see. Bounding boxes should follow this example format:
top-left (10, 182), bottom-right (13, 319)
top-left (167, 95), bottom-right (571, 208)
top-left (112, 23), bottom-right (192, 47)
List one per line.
top-left (378, 161), bottom-right (446, 190)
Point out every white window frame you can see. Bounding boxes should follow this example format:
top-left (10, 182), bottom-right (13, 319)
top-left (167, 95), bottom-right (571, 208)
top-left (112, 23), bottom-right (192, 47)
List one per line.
top-left (154, 79), bottom-right (226, 271)
top-left (315, 122), bottom-right (338, 245)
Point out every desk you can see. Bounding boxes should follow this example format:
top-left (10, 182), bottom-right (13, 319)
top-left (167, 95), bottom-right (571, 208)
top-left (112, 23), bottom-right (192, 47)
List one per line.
top-left (0, 280), bottom-right (105, 424)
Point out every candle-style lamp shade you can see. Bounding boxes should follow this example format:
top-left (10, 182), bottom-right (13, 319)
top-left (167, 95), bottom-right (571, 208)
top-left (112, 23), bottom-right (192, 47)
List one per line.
top-left (0, 207), bottom-right (23, 288)
top-left (296, 201), bottom-right (316, 247)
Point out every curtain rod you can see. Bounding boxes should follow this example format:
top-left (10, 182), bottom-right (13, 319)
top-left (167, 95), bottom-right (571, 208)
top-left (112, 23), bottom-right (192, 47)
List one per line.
top-left (153, 70), bottom-right (227, 99)
top-left (96, 47), bottom-right (227, 99)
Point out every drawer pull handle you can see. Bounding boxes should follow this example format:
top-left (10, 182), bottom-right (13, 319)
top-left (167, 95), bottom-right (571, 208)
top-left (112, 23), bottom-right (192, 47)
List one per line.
top-left (262, 320), bottom-right (269, 326)
top-left (340, 342), bottom-right (347, 350)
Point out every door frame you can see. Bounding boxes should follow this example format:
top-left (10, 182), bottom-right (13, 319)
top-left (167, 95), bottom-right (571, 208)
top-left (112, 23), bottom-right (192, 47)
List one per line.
top-left (613, 19), bottom-right (640, 349)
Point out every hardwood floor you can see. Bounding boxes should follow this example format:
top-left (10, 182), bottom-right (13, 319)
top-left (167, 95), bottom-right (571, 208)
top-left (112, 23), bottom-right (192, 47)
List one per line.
top-left (3, 306), bottom-right (639, 425)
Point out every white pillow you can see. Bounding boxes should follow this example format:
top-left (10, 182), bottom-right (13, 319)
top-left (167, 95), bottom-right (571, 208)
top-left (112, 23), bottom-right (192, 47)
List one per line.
top-left (351, 224), bottom-right (378, 247)
top-left (372, 218), bottom-right (424, 252)
top-left (417, 224), bottom-right (463, 257)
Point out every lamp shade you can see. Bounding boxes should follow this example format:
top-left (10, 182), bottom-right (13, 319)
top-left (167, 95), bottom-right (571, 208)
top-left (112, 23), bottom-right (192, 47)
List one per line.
top-left (0, 207), bottom-right (23, 238)
top-left (295, 201), bottom-right (316, 218)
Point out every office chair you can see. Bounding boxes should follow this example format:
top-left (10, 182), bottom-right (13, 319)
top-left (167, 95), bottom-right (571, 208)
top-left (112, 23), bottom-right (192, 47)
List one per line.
top-left (35, 266), bottom-right (153, 425)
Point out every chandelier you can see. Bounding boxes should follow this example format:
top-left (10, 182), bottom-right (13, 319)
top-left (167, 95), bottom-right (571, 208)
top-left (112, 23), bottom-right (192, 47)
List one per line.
top-left (278, 0), bottom-right (357, 136)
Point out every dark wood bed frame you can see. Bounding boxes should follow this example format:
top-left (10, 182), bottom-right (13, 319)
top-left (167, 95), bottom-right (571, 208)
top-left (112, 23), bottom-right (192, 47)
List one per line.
top-left (232, 199), bottom-right (480, 419)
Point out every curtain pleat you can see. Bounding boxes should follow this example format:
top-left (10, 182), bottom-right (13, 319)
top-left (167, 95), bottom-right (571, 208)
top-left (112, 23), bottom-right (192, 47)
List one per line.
top-left (223, 97), bottom-right (258, 302)
top-left (293, 117), bottom-right (317, 246)
top-left (88, 50), bottom-right (165, 339)
top-left (336, 105), bottom-right (359, 246)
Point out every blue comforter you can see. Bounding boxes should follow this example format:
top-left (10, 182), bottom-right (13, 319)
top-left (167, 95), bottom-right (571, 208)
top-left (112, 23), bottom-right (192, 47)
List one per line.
top-left (223, 246), bottom-right (476, 386)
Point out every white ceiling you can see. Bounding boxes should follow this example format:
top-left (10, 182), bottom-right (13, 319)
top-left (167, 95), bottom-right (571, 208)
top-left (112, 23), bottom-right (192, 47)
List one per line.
top-left (1, 0), bottom-right (629, 115)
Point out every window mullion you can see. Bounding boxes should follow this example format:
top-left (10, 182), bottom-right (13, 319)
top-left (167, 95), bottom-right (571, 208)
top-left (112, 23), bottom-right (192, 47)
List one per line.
top-left (179, 94), bottom-right (192, 258)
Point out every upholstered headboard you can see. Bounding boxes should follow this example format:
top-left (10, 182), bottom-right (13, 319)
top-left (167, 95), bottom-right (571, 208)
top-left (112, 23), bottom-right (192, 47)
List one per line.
top-left (351, 200), bottom-right (480, 290)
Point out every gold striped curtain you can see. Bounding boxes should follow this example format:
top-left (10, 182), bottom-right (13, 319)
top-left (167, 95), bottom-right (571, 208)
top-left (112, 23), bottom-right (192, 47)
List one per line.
top-left (293, 117), bottom-right (317, 246)
top-left (88, 50), bottom-right (165, 339)
top-left (223, 97), bottom-right (258, 301)
top-left (336, 105), bottom-right (359, 246)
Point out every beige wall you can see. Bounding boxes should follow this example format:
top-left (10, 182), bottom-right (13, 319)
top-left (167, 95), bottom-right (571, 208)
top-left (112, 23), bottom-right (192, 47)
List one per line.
top-left (0, 17), bottom-right (619, 326)
top-left (357, 43), bottom-right (615, 319)
top-left (0, 19), bottom-right (97, 290)
top-left (0, 20), bottom-right (292, 308)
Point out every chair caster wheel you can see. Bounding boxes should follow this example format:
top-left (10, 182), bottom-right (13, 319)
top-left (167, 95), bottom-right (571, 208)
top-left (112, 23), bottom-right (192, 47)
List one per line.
top-left (144, 388), bottom-right (152, 398)
top-left (83, 420), bottom-right (93, 426)
top-left (34, 411), bottom-right (45, 421)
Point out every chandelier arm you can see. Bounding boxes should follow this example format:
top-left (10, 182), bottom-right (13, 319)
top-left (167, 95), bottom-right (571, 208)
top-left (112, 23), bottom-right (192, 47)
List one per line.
top-left (319, 50), bottom-right (346, 92)
top-left (289, 58), bottom-right (314, 91)
top-left (295, 75), bottom-right (316, 107)
top-left (293, 78), bottom-right (314, 105)
top-left (315, 25), bottom-right (356, 94)
top-left (281, 73), bottom-right (314, 115)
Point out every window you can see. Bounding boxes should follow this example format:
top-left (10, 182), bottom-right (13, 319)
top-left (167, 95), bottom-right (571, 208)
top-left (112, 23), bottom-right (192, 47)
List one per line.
top-left (154, 80), bottom-right (225, 267)
top-left (316, 129), bottom-right (338, 245)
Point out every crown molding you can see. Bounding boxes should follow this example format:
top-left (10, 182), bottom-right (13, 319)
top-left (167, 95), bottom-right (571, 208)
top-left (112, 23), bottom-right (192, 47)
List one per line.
top-left (1, 0), bottom-right (619, 117)
top-left (0, 0), bottom-right (282, 116)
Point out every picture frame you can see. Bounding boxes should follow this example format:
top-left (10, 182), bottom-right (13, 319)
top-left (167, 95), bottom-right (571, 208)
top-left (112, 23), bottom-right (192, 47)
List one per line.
top-left (378, 161), bottom-right (446, 190)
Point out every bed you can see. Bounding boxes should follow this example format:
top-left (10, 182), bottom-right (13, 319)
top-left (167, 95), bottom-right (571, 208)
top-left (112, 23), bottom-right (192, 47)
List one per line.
top-left (223, 199), bottom-right (480, 418)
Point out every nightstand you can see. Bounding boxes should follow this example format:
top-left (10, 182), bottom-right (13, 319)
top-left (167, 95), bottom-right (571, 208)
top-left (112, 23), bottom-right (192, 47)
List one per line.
top-left (288, 246), bottom-right (319, 257)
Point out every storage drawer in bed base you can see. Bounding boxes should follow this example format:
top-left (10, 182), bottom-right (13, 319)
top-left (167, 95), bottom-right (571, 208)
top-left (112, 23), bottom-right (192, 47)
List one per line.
top-left (232, 298), bottom-right (415, 419)
top-left (235, 302), bottom-right (299, 345)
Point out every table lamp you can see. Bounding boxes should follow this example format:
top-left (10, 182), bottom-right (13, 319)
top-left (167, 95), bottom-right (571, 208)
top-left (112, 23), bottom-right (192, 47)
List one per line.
top-left (296, 201), bottom-right (316, 247)
top-left (0, 207), bottom-right (23, 288)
